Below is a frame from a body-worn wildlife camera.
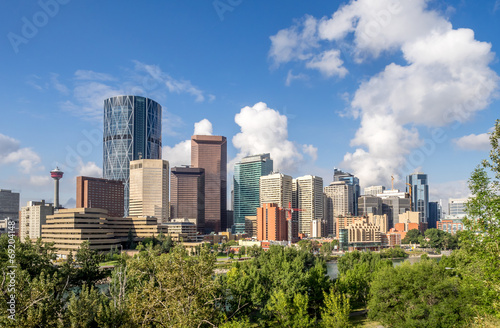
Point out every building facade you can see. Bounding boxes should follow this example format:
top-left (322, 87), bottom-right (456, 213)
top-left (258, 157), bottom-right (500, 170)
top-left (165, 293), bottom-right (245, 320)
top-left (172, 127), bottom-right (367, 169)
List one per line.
top-left (324, 181), bottom-right (354, 236)
top-left (76, 176), bottom-right (124, 217)
top-left (103, 95), bottom-right (162, 216)
top-left (170, 167), bottom-right (205, 233)
top-left (378, 190), bottom-right (411, 229)
top-left (19, 200), bottom-right (54, 242)
top-left (448, 198), bottom-right (468, 217)
top-left (191, 135), bottom-right (227, 233)
top-left (333, 169), bottom-right (360, 216)
top-left (233, 153), bottom-right (273, 233)
top-left (256, 203), bottom-right (288, 241)
top-left (0, 189), bottom-right (20, 229)
top-left (259, 173), bottom-right (293, 209)
top-left (358, 195), bottom-right (383, 216)
top-left (428, 201), bottom-right (442, 229)
top-left (292, 175), bottom-right (323, 236)
top-left (364, 185), bottom-right (386, 196)
top-left (407, 173), bottom-right (429, 224)
top-left (129, 159), bottom-right (169, 223)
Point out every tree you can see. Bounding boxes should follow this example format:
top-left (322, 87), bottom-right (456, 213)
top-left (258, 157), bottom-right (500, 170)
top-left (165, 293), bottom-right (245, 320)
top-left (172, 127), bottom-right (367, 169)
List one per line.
top-left (126, 229), bottom-right (135, 250)
top-left (266, 290), bottom-right (314, 328)
top-left (401, 228), bottom-right (422, 244)
top-left (74, 241), bottom-right (105, 286)
top-left (368, 260), bottom-right (473, 327)
top-left (320, 289), bottom-right (351, 328)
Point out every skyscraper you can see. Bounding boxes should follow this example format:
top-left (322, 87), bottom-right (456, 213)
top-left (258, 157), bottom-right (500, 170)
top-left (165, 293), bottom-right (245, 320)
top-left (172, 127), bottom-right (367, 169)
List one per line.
top-left (333, 169), bottom-right (360, 215)
top-left (103, 95), bottom-right (162, 216)
top-left (76, 176), bottom-right (124, 217)
top-left (259, 173), bottom-right (293, 208)
top-left (191, 135), bottom-right (227, 233)
top-left (129, 159), bottom-right (169, 223)
top-left (170, 167), bottom-right (205, 233)
top-left (233, 153), bottom-right (273, 233)
top-left (256, 203), bottom-right (288, 242)
top-left (0, 189), bottom-right (20, 228)
top-left (378, 190), bottom-right (411, 228)
top-left (406, 173), bottom-right (429, 223)
top-left (324, 181), bottom-right (353, 237)
top-left (293, 175), bottom-right (323, 236)
top-left (428, 201), bottom-right (442, 229)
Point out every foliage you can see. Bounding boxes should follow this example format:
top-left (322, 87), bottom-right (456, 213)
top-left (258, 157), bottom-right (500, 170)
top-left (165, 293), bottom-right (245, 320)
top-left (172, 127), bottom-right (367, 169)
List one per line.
top-left (266, 290), bottom-right (314, 327)
top-left (74, 241), bottom-right (105, 286)
top-left (368, 260), bottom-right (473, 327)
top-left (401, 228), bottom-right (422, 244)
top-left (320, 289), bottom-right (351, 328)
top-left (380, 246), bottom-right (408, 259)
top-left (420, 228), bottom-right (459, 250)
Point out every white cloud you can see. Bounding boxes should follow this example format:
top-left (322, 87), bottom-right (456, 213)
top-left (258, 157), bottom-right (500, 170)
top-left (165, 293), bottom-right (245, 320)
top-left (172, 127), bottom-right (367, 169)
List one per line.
top-left (0, 133), bottom-right (43, 174)
top-left (162, 119), bottom-right (213, 168)
top-left (306, 49), bottom-right (347, 77)
top-left (453, 132), bottom-right (491, 151)
top-left (271, 0), bottom-right (498, 187)
top-left (194, 119), bottom-right (213, 135)
top-left (302, 144), bottom-right (318, 161)
top-left (50, 73), bottom-right (69, 94)
top-left (231, 102), bottom-right (316, 173)
top-left (285, 70), bottom-right (308, 86)
top-left (430, 180), bottom-right (471, 211)
top-left (29, 175), bottom-right (52, 187)
top-left (74, 70), bottom-right (115, 81)
top-left (76, 161), bottom-right (103, 177)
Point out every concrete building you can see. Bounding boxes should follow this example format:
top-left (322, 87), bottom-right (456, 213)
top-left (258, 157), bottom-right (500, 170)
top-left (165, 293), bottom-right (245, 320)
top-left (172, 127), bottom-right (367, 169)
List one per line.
top-left (19, 200), bottom-right (54, 242)
top-left (129, 159), bottom-right (169, 223)
top-left (107, 215), bottom-right (167, 241)
top-left (437, 218), bottom-right (464, 234)
top-left (358, 196), bottom-right (383, 216)
top-left (191, 135), bottom-right (227, 233)
top-left (103, 95), bottom-right (162, 216)
top-left (42, 208), bottom-right (121, 256)
top-left (336, 213), bottom-right (388, 236)
top-left (448, 198), bottom-right (468, 217)
top-left (161, 218), bottom-right (198, 241)
top-left (366, 213), bottom-right (389, 233)
top-left (170, 167), bottom-right (205, 233)
top-left (292, 175), bottom-right (323, 236)
top-left (378, 190), bottom-right (411, 229)
top-left (311, 219), bottom-right (323, 238)
top-left (324, 181), bottom-right (354, 236)
top-left (0, 189), bottom-right (20, 229)
top-left (333, 169), bottom-right (360, 216)
top-left (257, 203), bottom-right (288, 242)
top-left (346, 221), bottom-right (381, 244)
top-left (259, 173), bottom-right (293, 209)
top-left (233, 154), bottom-right (273, 233)
top-left (364, 185), bottom-right (385, 196)
top-left (245, 215), bottom-right (257, 237)
top-left (407, 173), bottom-right (429, 224)
top-left (76, 176), bottom-right (124, 217)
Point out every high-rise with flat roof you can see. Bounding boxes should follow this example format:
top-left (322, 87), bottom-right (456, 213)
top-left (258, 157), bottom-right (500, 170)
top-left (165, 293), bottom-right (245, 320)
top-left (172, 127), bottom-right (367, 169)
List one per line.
top-left (259, 173), bottom-right (293, 209)
top-left (256, 203), bottom-right (288, 241)
top-left (76, 176), bottom-right (124, 217)
top-left (19, 200), bottom-right (54, 242)
top-left (364, 185), bottom-right (385, 196)
top-left (129, 159), bottom-right (169, 223)
top-left (448, 198), bottom-right (468, 217)
top-left (0, 189), bottom-right (20, 229)
top-left (324, 181), bottom-right (354, 235)
top-left (333, 169), bottom-right (360, 216)
top-left (233, 153), bottom-right (273, 233)
top-left (407, 173), bottom-right (429, 223)
top-left (358, 196), bottom-right (383, 216)
top-left (379, 190), bottom-right (411, 228)
top-left (170, 167), bottom-right (205, 233)
top-left (293, 175), bottom-right (323, 236)
top-left (191, 135), bottom-right (227, 233)
top-left (103, 95), bottom-right (162, 216)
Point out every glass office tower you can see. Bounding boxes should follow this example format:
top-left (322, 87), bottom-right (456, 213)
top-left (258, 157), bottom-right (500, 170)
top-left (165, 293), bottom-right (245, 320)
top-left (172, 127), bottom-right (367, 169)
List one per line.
top-left (406, 173), bottom-right (429, 223)
top-left (103, 96), bottom-right (162, 216)
top-left (233, 154), bottom-right (273, 233)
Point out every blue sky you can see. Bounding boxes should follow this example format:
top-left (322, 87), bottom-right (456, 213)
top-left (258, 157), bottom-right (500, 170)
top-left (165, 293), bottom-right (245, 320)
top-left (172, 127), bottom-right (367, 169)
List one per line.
top-left (1, 0), bottom-right (499, 210)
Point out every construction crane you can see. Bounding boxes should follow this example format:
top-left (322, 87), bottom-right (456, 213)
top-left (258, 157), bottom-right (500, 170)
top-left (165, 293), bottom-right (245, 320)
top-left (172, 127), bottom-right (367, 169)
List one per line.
top-left (282, 202), bottom-right (304, 245)
top-left (405, 183), bottom-right (413, 210)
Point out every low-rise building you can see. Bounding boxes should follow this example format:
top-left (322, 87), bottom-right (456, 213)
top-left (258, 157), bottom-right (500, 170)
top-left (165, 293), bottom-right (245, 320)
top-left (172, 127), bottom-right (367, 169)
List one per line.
top-left (245, 216), bottom-right (257, 237)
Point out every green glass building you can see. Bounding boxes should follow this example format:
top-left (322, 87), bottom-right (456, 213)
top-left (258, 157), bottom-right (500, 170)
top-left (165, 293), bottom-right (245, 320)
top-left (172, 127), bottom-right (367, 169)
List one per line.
top-left (233, 154), bottom-right (273, 233)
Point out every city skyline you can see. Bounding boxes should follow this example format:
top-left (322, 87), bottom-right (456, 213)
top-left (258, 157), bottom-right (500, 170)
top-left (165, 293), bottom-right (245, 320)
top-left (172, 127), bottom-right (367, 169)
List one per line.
top-left (1, 1), bottom-right (498, 208)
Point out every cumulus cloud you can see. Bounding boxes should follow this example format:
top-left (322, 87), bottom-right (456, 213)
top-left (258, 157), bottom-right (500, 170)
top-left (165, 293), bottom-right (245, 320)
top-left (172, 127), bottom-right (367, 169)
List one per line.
top-left (29, 175), bottom-right (52, 187)
top-left (76, 161), bottom-right (103, 177)
top-left (306, 49), bottom-right (348, 77)
top-left (163, 119), bottom-right (214, 168)
top-left (0, 133), bottom-right (43, 174)
top-left (453, 132), bottom-right (491, 151)
top-left (285, 70), bottom-right (308, 86)
top-left (430, 180), bottom-right (471, 211)
top-left (231, 102), bottom-right (317, 173)
top-left (271, 0), bottom-right (498, 187)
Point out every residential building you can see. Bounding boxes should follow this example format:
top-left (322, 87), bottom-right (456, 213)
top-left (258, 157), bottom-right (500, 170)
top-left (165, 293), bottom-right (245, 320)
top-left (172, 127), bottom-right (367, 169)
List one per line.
top-left (366, 213), bottom-right (389, 233)
top-left (233, 153), bottom-right (273, 233)
top-left (364, 185), bottom-right (385, 196)
top-left (103, 95), bottom-right (162, 216)
top-left (407, 173), bottom-right (429, 224)
top-left (76, 176), bottom-right (124, 217)
top-left (170, 167), bottom-right (205, 233)
top-left (191, 135), bottom-right (227, 233)
top-left (19, 200), bottom-right (54, 242)
top-left (259, 173), bottom-right (293, 208)
top-left (129, 159), bottom-right (169, 223)
top-left (333, 169), bottom-right (360, 215)
top-left (324, 181), bottom-right (353, 236)
top-left (256, 203), bottom-right (288, 241)
top-left (0, 189), bottom-right (20, 229)
top-left (292, 175), bottom-right (323, 236)
top-left (346, 221), bottom-right (381, 244)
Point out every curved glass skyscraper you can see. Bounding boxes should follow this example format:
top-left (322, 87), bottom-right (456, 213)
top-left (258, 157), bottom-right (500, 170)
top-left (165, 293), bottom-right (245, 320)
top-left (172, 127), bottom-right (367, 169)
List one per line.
top-left (103, 96), bottom-right (162, 216)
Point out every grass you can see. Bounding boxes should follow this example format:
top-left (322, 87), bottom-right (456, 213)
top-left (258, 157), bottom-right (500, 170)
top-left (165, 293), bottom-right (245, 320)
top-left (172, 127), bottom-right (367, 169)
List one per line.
top-left (99, 260), bottom-right (119, 267)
